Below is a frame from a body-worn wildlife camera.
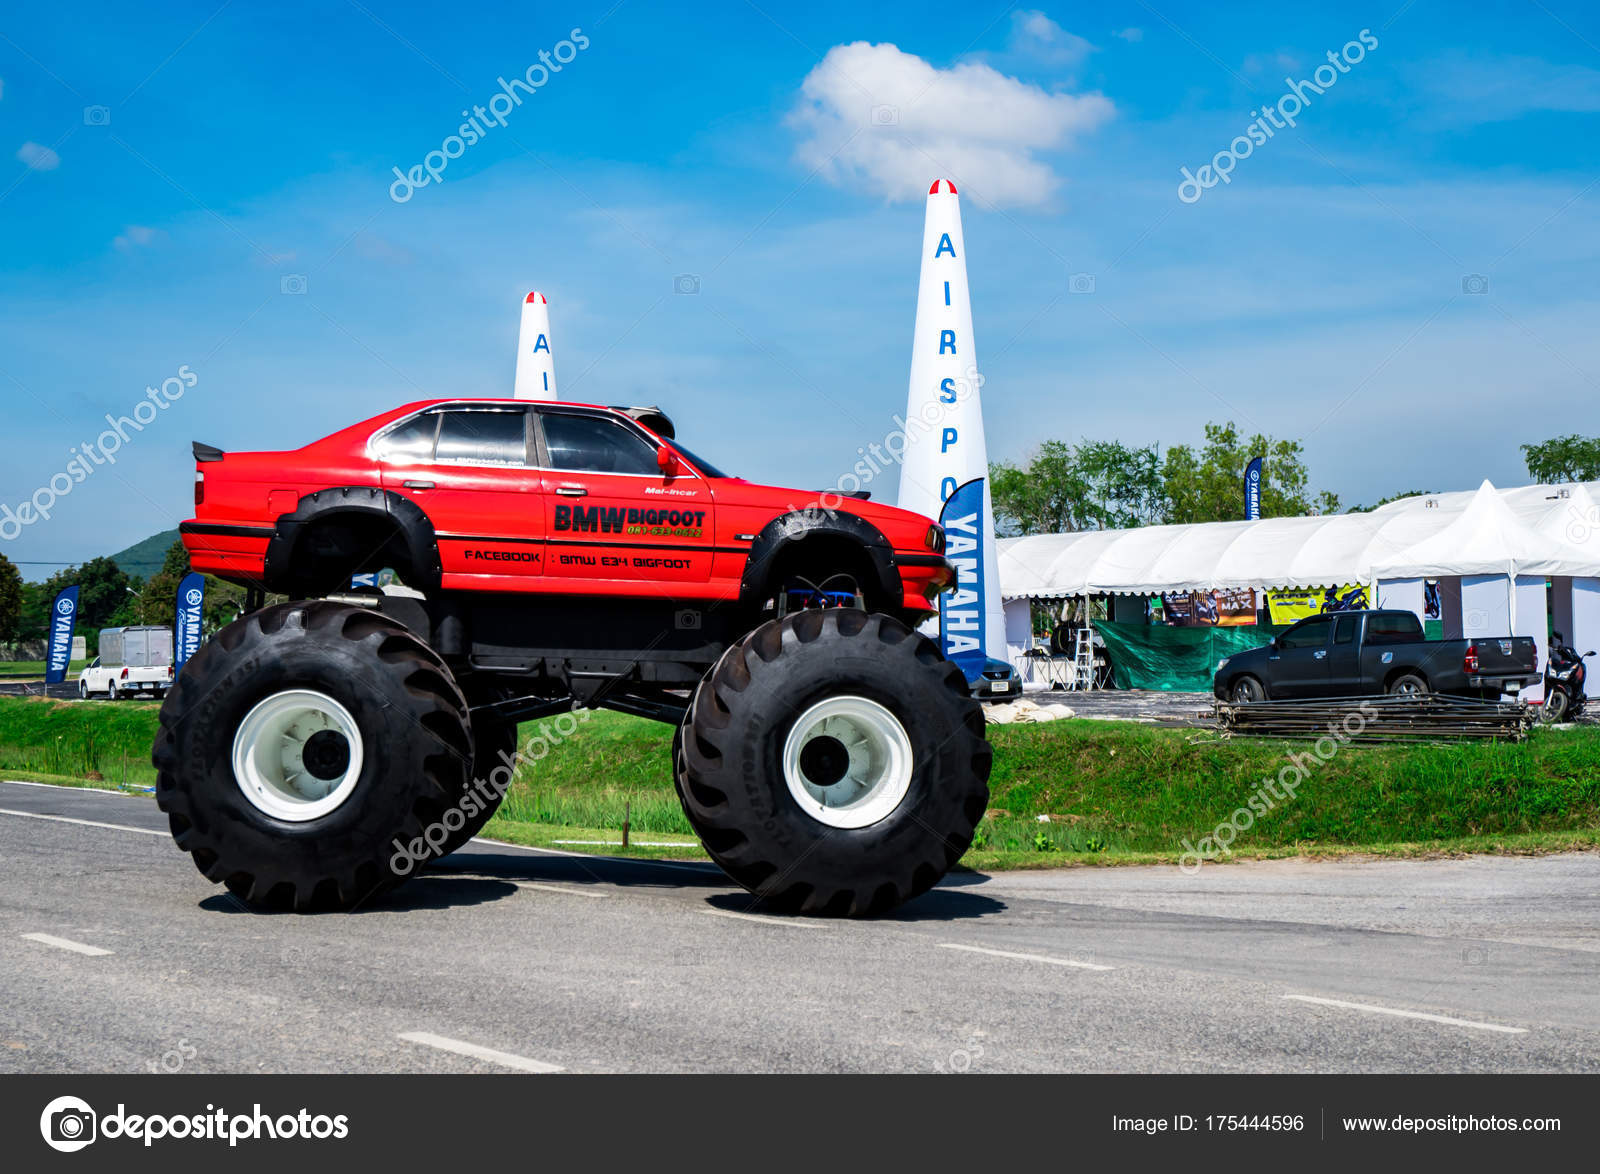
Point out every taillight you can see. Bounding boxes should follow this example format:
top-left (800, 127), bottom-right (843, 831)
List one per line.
top-left (194, 469), bottom-right (205, 506)
top-left (1464, 644), bottom-right (1478, 674)
top-left (120, 667), bottom-right (129, 680)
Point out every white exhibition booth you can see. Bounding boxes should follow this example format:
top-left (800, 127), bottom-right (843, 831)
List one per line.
top-left (998, 479), bottom-right (1600, 701)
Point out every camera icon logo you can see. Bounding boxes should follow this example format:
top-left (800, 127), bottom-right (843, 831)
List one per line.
top-left (870, 104), bottom-right (900, 126)
top-left (675, 608), bottom-right (702, 631)
top-left (673, 274), bottom-right (700, 295)
top-left (280, 274), bottom-right (308, 295)
top-left (40, 1095), bottom-right (97, 1152)
top-left (83, 105), bottom-right (112, 126)
top-left (1069, 273), bottom-right (1096, 295)
top-left (1462, 274), bottom-right (1489, 295)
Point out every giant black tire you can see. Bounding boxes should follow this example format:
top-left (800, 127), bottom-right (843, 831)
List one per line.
top-left (152, 601), bottom-right (474, 911)
top-left (674, 608), bottom-right (991, 917)
top-left (426, 720), bottom-right (518, 861)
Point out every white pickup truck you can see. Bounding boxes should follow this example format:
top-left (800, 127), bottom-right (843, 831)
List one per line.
top-left (79, 625), bottom-right (175, 700)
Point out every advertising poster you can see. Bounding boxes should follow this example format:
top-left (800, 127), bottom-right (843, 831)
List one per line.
top-left (1162, 589), bottom-right (1258, 627)
top-left (1266, 584), bottom-right (1370, 624)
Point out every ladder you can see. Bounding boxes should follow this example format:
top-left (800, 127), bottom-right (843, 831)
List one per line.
top-left (1071, 627), bottom-right (1096, 691)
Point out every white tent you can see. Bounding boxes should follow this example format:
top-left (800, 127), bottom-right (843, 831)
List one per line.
top-left (1368, 480), bottom-right (1595, 580)
top-left (998, 479), bottom-right (1600, 600)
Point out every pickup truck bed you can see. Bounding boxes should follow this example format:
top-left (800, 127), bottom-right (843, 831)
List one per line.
top-left (1214, 609), bottom-right (1539, 701)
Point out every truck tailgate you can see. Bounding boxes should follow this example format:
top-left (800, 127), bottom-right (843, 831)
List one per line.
top-left (1469, 637), bottom-right (1539, 675)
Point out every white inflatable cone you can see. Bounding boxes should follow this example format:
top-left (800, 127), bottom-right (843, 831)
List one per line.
top-left (896, 179), bottom-right (1007, 672)
top-left (513, 291), bottom-right (558, 400)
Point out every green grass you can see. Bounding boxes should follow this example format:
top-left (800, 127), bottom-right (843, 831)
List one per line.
top-left (0, 696), bottom-right (162, 784)
top-left (2, 695), bottom-right (1597, 869)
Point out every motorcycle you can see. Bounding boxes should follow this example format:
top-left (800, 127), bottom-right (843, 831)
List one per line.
top-left (1542, 634), bottom-right (1595, 722)
top-left (1320, 585), bottom-right (1370, 613)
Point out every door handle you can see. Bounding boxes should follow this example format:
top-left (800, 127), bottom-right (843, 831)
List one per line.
top-left (555, 485), bottom-right (587, 497)
top-left (402, 480), bottom-right (434, 490)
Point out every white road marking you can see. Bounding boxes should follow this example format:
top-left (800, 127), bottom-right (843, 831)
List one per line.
top-left (398, 1032), bottom-right (562, 1073)
top-left (1283, 994), bottom-right (1528, 1034)
top-left (938, 942), bottom-right (1114, 971)
top-left (702, 908), bottom-right (829, 930)
top-left (0, 808), bottom-right (166, 836)
top-left (21, 933), bottom-right (113, 957)
top-left (3, 780), bottom-right (143, 798)
top-left (514, 882), bottom-right (610, 899)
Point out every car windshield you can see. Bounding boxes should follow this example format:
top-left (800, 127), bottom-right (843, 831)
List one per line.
top-left (667, 439), bottom-right (732, 479)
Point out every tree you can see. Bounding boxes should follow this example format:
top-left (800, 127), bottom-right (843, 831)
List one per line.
top-left (1162, 422), bottom-right (1339, 524)
top-left (1522, 435), bottom-right (1600, 483)
top-left (0, 554), bottom-right (22, 645)
top-left (15, 558), bottom-right (131, 654)
top-left (990, 439), bottom-right (1163, 536)
top-left (136, 542), bottom-right (192, 630)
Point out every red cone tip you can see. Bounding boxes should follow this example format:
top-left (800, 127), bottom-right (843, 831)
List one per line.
top-left (524, 292), bottom-right (546, 303)
top-left (929, 179), bottom-right (957, 195)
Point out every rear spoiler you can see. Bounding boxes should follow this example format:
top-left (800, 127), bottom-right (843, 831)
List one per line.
top-left (193, 441), bottom-right (225, 462)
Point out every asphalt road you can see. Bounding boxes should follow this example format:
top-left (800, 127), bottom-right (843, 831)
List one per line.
top-left (1, 779), bottom-right (1597, 1074)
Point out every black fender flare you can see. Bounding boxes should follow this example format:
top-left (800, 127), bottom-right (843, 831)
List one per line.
top-left (264, 486), bottom-right (441, 592)
top-left (737, 509), bottom-right (900, 611)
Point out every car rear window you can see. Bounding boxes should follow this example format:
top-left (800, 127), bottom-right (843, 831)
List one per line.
top-left (1366, 612), bottom-right (1423, 644)
top-left (435, 409), bottom-right (529, 466)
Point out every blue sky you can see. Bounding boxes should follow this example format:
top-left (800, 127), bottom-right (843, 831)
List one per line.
top-left (3, 0), bottom-right (1600, 576)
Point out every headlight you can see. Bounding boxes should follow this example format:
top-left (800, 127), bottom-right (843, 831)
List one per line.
top-left (925, 524), bottom-right (944, 552)
top-left (1216, 659), bottom-right (1228, 672)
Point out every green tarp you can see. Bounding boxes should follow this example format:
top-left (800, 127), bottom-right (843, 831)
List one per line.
top-left (1094, 618), bottom-right (1449, 693)
top-left (1095, 621), bottom-right (1284, 693)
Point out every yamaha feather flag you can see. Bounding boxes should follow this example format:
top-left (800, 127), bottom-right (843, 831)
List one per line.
top-left (45, 585), bottom-right (79, 684)
top-left (937, 478), bottom-right (989, 681)
top-left (174, 571), bottom-right (206, 673)
top-left (1244, 456), bottom-right (1263, 520)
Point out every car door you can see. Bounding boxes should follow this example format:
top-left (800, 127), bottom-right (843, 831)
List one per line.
top-left (376, 404), bottom-right (545, 589)
top-left (1268, 614), bottom-right (1335, 698)
top-left (535, 407), bottom-right (714, 589)
top-left (1324, 613), bottom-right (1363, 693)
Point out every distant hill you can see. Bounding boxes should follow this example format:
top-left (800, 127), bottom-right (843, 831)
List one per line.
top-left (108, 529), bottom-right (181, 581)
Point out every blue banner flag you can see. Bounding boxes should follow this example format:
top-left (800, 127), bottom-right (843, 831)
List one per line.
top-left (174, 572), bottom-right (206, 673)
top-left (937, 478), bottom-right (989, 681)
top-left (45, 586), bottom-right (79, 684)
top-left (1244, 456), bottom-right (1264, 520)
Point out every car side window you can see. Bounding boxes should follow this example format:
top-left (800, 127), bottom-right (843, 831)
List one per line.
top-left (540, 412), bottom-right (661, 475)
top-left (434, 409), bottom-right (530, 466)
top-left (373, 413), bottom-right (440, 463)
top-left (1280, 616), bottom-right (1333, 649)
top-left (1333, 616), bottom-right (1356, 644)
top-left (1367, 612), bottom-right (1422, 644)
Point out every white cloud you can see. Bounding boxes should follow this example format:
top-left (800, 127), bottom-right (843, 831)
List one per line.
top-left (113, 225), bottom-right (160, 251)
top-left (790, 41), bottom-right (1114, 209)
top-left (16, 141), bottom-right (60, 171)
top-left (1008, 11), bottom-right (1093, 66)
top-left (1113, 28), bottom-right (1143, 44)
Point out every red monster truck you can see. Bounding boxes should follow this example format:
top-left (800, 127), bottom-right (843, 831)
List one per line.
top-left (157, 398), bottom-right (991, 916)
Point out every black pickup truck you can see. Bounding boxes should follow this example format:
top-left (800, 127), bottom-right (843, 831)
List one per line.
top-left (1214, 609), bottom-right (1540, 702)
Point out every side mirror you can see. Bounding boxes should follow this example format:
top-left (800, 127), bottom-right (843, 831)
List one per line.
top-left (657, 446), bottom-right (679, 476)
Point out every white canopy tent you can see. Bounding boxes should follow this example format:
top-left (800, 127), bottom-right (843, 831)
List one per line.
top-left (998, 479), bottom-right (1600, 698)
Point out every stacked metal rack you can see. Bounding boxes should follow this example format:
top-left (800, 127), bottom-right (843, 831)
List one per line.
top-left (1212, 693), bottom-right (1537, 742)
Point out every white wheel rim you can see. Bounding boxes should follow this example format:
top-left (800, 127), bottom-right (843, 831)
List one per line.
top-left (231, 689), bottom-right (365, 823)
top-left (781, 695), bottom-right (913, 829)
